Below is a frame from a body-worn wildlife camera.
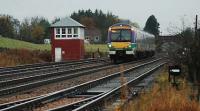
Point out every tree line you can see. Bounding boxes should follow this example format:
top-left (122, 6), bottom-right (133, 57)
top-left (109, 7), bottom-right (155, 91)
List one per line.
top-left (179, 27), bottom-right (200, 101)
top-left (0, 15), bottom-right (50, 44)
top-left (70, 9), bottom-right (120, 42)
top-left (0, 9), bottom-right (159, 44)
top-left (0, 10), bottom-right (120, 44)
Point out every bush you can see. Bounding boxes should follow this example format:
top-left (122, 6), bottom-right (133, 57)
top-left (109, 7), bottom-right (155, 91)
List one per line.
top-left (0, 49), bottom-right (51, 67)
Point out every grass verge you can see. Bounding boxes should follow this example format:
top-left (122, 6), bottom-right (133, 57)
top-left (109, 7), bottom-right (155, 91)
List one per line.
top-left (0, 36), bottom-right (108, 53)
top-left (0, 36), bottom-right (50, 50)
top-left (121, 66), bottom-right (200, 111)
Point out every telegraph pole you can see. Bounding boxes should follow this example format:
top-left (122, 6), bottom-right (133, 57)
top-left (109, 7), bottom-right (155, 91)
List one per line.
top-left (194, 14), bottom-right (200, 101)
top-left (195, 15), bottom-right (198, 40)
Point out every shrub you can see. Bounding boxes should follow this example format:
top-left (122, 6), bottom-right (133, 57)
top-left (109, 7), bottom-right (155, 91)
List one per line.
top-left (0, 49), bottom-right (51, 67)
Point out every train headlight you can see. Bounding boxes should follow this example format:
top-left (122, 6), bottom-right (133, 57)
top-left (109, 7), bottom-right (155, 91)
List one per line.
top-left (108, 44), bottom-right (112, 48)
top-left (128, 45), bottom-right (132, 48)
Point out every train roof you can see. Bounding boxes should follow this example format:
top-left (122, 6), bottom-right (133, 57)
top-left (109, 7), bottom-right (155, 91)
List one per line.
top-left (111, 23), bottom-right (131, 27)
top-left (110, 23), bottom-right (154, 37)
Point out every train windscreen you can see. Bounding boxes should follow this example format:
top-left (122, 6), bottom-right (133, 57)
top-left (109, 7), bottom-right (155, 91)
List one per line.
top-left (111, 29), bottom-right (131, 42)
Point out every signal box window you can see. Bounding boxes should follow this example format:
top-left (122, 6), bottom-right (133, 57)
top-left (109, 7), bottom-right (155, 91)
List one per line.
top-left (73, 28), bottom-right (78, 37)
top-left (67, 28), bottom-right (72, 38)
top-left (56, 28), bottom-right (60, 34)
top-left (68, 28), bottom-right (72, 34)
top-left (68, 35), bottom-right (72, 37)
top-left (61, 28), bottom-right (66, 38)
top-left (55, 28), bottom-right (61, 38)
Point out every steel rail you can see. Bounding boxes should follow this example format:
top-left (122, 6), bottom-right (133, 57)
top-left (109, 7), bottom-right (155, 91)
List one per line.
top-left (0, 63), bottom-right (112, 96)
top-left (0, 62), bottom-right (109, 89)
top-left (73, 63), bottom-right (165, 111)
top-left (0, 58), bottom-right (162, 111)
top-left (0, 58), bottom-right (109, 81)
top-left (0, 57), bottom-right (154, 96)
top-left (0, 58), bottom-right (108, 71)
top-left (48, 93), bottom-right (105, 111)
top-left (0, 95), bottom-right (44, 109)
top-left (0, 58), bottom-right (109, 75)
top-left (0, 57), bottom-right (153, 109)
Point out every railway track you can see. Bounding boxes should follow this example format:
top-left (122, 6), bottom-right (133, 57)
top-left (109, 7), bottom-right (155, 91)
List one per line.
top-left (0, 57), bottom-right (109, 77)
top-left (0, 57), bottom-right (153, 102)
top-left (0, 59), bottom-right (111, 96)
top-left (0, 58), bottom-right (165, 111)
top-left (0, 58), bottom-right (105, 72)
top-left (0, 62), bottom-right (109, 87)
top-left (70, 64), bottom-right (164, 111)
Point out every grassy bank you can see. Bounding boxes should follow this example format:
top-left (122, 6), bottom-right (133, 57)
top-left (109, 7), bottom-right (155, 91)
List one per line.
top-left (0, 36), bottom-right (50, 50)
top-left (0, 36), bottom-right (108, 67)
top-left (0, 36), bottom-right (108, 53)
top-left (121, 66), bottom-right (200, 111)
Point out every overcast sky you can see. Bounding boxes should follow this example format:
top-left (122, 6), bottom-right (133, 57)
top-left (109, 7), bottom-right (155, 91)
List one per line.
top-left (0, 0), bottom-right (200, 35)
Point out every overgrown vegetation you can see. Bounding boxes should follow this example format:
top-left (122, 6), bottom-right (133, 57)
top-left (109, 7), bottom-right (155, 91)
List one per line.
top-left (0, 49), bottom-right (51, 67)
top-left (167, 26), bottom-right (200, 101)
top-left (158, 15), bottom-right (200, 101)
top-left (122, 67), bottom-right (200, 111)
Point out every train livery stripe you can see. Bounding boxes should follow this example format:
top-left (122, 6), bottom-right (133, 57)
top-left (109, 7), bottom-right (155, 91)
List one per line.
top-left (111, 42), bottom-right (130, 49)
top-left (111, 26), bottom-right (131, 30)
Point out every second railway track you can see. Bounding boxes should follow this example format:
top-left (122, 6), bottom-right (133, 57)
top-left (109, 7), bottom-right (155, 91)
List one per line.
top-left (0, 58), bottom-right (109, 79)
top-left (0, 59), bottom-right (111, 97)
top-left (0, 58), bottom-right (153, 103)
top-left (0, 57), bottom-right (165, 111)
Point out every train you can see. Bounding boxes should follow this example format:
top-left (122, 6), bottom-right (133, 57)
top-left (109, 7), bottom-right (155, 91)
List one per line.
top-left (107, 23), bottom-right (155, 63)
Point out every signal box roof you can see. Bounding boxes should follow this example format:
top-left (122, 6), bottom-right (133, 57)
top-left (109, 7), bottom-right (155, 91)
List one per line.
top-left (51, 17), bottom-right (85, 27)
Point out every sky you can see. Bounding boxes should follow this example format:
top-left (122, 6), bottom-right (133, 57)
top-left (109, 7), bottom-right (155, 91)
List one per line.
top-left (0, 0), bottom-right (200, 35)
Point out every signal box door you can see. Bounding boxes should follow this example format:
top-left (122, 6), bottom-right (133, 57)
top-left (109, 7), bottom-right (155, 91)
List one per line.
top-left (55, 48), bottom-right (62, 62)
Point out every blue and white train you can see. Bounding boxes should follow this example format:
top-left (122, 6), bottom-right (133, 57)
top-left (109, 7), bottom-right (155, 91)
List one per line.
top-left (107, 23), bottom-right (155, 63)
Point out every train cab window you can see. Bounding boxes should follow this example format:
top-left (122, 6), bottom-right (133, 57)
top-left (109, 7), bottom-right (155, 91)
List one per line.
top-left (121, 30), bottom-right (131, 40)
top-left (111, 29), bottom-right (131, 41)
top-left (111, 30), bottom-right (120, 40)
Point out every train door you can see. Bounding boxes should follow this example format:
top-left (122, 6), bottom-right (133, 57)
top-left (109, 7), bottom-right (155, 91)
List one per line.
top-left (55, 48), bottom-right (62, 62)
